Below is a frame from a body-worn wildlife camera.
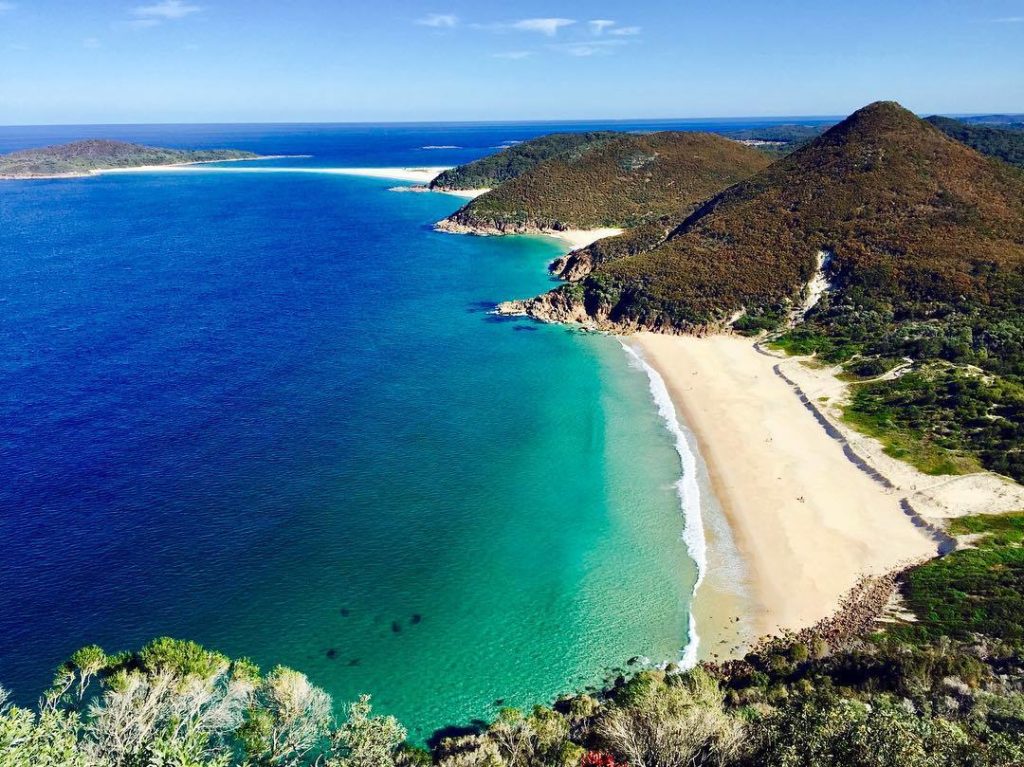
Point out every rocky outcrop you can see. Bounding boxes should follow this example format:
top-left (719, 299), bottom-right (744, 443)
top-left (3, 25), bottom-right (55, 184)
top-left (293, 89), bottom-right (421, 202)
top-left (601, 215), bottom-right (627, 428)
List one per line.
top-left (548, 250), bottom-right (595, 281)
top-left (496, 291), bottom-right (598, 327)
top-left (496, 288), bottom-right (725, 336)
top-left (435, 213), bottom-right (569, 239)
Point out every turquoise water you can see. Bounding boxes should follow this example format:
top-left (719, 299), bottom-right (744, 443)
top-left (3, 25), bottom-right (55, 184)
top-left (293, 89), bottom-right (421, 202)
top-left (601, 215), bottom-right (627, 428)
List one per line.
top-left (0, 125), bottom-right (700, 739)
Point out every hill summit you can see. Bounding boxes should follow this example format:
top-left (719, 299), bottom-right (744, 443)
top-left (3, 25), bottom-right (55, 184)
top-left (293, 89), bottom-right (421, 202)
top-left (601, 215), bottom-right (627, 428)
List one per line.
top-left (507, 101), bottom-right (1024, 331)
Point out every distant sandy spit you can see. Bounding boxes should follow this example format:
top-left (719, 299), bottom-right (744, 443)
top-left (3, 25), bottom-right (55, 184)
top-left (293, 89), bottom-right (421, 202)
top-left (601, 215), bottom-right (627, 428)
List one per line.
top-left (630, 334), bottom-right (985, 650)
top-left (0, 155), bottom-right (300, 180)
top-left (97, 164), bottom-right (496, 199)
top-left (323, 167), bottom-right (451, 183)
top-left (96, 164), bottom-right (451, 183)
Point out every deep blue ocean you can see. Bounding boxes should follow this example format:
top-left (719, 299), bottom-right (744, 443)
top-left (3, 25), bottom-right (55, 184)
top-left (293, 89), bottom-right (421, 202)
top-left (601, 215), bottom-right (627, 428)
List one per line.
top-left (0, 117), bottom-right (830, 737)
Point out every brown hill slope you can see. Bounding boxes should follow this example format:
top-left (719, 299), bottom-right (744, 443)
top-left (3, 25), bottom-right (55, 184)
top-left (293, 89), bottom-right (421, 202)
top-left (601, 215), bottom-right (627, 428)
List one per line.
top-left (513, 102), bottom-right (1024, 331)
top-left (438, 131), bottom-right (771, 236)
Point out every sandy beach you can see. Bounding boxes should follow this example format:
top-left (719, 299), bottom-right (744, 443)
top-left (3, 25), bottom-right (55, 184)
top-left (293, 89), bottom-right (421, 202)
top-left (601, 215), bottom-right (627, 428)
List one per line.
top-left (432, 186), bottom-right (492, 199)
top-left (548, 227), bottom-right (624, 249)
top-left (630, 333), bottom-right (1024, 654)
top-left (434, 217), bottom-right (624, 251)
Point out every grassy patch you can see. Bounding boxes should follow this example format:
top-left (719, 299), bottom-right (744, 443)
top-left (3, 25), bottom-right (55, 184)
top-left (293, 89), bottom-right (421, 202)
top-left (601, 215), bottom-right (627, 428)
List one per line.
top-left (837, 356), bottom-right (905, 381)
top-left (769, 328), bottom-right (863, 363)
top-left (887, 512), bottom-right (1024, 644)
top-left (842, 364), bottom-right (1024, 479)
top-left (842, 401), bottom-right (979, 476)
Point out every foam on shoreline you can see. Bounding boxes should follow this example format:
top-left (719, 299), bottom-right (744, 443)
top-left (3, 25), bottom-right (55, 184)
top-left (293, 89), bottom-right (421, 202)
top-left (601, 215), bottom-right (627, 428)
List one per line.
top-left (621, 342), bottom-right (707, 668)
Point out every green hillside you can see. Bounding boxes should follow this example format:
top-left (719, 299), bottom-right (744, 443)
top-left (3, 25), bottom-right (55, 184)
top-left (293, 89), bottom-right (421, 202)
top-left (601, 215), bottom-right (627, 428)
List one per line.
top-left (0, 139), bottom-right (258, 178)
top-left (927, 115), bottom-right (1024, 168)
top-left (428, 132), bottom-right (617, 190)
top-left (442, 131), bottom-right (771, 233)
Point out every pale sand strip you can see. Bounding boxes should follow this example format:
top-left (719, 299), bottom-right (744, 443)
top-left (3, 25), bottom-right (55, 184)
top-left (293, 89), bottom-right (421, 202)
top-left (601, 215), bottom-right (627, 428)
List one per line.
top-left (547, 228), bottom-right (625, 250)
top-left (321, 167), bottom-right (451, 183)
top-left (631, 334), bottom-right (940, 645)
top-left (433, 187), bottom-right (491, 199)
top-left (98, 164), bottom-right (497, 200)
top-left (97, 165), bottom-right (451, 182)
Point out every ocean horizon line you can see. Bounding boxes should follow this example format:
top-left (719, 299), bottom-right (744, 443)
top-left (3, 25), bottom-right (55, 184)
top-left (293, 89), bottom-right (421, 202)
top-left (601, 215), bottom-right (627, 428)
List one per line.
top-left (4, 110), bottom-right (1022, 131)
top-left (0, 114), bottom-right (858, 130)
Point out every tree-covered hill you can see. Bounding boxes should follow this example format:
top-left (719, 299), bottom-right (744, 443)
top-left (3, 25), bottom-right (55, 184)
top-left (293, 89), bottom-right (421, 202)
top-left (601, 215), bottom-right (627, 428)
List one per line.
top-left (523, 102), bottom-right (1024, 331)
top-left (440, 132), bottom-right (771, 234)
top-left (0, 139), bottom-right (259, 178)
top-left (927, 115), bottom-right (1024, 169)
top-left (428, 132), bottom-right (618, 191)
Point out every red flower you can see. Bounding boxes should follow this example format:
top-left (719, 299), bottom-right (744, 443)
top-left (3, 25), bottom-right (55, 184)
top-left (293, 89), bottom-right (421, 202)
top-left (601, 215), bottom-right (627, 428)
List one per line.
top-left (581, 751), bottom-right (622, 767)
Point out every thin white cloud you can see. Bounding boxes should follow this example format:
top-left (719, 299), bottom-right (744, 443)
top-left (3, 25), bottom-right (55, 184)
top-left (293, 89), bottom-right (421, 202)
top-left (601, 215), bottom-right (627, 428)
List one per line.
top-left (609, 25), bottom-right (641, 36)
top-left (417, 13), bottom-right (458, 28)
top-left (132, 0), bottom-right (201, 21)
top-left (589, 19), bottom-right (615, 35)
top-left (550, 39), bottom-right (629, 57)
top-left (83, 37), bottom-right (102, 49)
top-left (493, 50), bottom-right (533, 60)
top-left (512, 18), bottom-right (575, 36)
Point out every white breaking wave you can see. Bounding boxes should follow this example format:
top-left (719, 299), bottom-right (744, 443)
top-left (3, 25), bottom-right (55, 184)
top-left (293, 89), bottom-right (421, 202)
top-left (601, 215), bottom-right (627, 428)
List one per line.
top-left (621, 342), bottom-right (707, 669)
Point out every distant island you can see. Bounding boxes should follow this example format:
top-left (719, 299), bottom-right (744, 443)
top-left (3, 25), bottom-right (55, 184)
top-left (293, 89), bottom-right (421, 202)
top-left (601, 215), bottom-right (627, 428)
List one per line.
top-left (0, 139), bottom-right (261, 179)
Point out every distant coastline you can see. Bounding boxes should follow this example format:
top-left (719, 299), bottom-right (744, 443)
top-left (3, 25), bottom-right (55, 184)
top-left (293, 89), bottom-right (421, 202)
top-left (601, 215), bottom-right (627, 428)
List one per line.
top-left (0, 154), bottom-right (302, 180)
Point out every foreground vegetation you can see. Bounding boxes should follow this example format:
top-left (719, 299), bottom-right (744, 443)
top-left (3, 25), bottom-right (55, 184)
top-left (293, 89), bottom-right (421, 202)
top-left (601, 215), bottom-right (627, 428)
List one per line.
top-left (6, 512), bottom-right (1024, 766)
top-left (0, 140), bottom-right (257, 178)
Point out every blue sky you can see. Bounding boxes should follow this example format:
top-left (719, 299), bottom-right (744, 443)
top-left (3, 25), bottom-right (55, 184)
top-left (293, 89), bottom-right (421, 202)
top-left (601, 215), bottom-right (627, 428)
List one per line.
top-left (0, 0), bottom-right (1021, 124)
